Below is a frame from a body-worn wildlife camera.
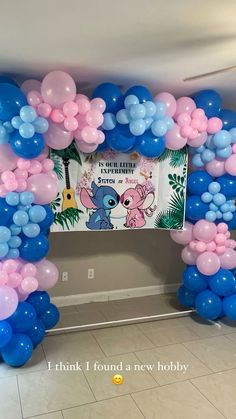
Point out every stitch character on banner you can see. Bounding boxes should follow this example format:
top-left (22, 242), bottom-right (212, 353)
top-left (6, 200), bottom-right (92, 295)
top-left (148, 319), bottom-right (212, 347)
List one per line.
top-left (121, 184), bottom-right (156, 228)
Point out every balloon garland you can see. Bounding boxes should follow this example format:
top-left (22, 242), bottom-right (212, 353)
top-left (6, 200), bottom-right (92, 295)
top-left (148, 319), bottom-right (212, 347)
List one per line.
top-left (0, 71), bottom-right (236, 367)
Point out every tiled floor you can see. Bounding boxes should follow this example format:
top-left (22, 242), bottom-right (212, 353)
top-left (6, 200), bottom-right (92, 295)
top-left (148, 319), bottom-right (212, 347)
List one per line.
top-left (1, 294), bottom-right (236, 418)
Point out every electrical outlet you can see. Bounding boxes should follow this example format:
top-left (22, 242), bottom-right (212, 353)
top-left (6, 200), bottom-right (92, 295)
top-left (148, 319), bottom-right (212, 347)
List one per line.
top-left (88, 268), bottom-right (95, 279)
top-left (62, 271), bottom-right (69, 282)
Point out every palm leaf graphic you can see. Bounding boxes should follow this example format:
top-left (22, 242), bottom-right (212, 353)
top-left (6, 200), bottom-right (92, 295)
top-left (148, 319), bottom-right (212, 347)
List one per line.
top-left (50, 155), bottom-right (64, 180)
top-left (54, 208), bottom-right (83, 231)
top-left (156, 147), bottom-right (187, 168)
top-left (51, 140), bottom-right (82, 165)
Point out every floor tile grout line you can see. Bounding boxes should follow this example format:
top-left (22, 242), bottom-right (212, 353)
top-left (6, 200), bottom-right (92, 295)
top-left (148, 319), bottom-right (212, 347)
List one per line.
top-left (16, 375), bottom-right (24, 419)
top-left (181, 341), bottom-right (216, 373)
top-left (80, 367), bottom-right (98, 402)
top-left (129, 393), bottom-right (146, 418)
top-left (190, 379), bottom-right (228, 419)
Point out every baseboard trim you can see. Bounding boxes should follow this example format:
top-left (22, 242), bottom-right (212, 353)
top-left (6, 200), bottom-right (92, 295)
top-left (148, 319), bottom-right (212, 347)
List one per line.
top-left (51, 283), bottom-right (180, 307)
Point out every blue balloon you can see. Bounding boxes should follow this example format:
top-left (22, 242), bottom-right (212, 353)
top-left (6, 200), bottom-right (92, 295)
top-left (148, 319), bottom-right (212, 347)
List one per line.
top-left (129, 119), bottom-right (146, 136)
top-left (19, 234), bottom-right (49, 262)
top-left (106, 123), bottom-right (136, 152)
top-left (201, 192), bottom-right (213, 203)
top-left (33, 117), bottom-right (49, 134)
top-left (0, 226), bottom-right (11, 243)
top-left (195, 290), bottom-right (222, 320)
top-left (0, 198), bottom-right (15, 226)
top-left (0, 321), bottom-right (12, 349)
top-left (208, 181), bottom-right (221, 194)
top-left (187, 171), bottom-right (212, 195)
top-left (96, 140), bottom-right (109, 152)
top-left (20, 191), bottom-right (34, 206)
top-left (40, 303), bottom-right (60, 329)
top-left (1, 333), bottom-right (33, 367)
top-left (185, 196), bottom-right (208, 221)
top-left (0, 76), bottom-right (18, 86)
top-left (151, 120), bottom-right (168, 137)
top-left (92, 83), bottom-right (123, 113)
top-left (9, 131), bottom-right (44, 159)
top-left (26, 319), bottom-right (45, 347)
top-left (19, 122), bottom-right (35, 139)
top-left (212, 193), bottom-right (226, 206)
top-left (10, 224), bottom-right (21, 236)
top-left (144, 101), bottom-right (156, 117)
top-left (29, 205), bottom-right (47, 223)
top-left (27, 291), bottom-right (50, 315)
top-left (39, 205), bottom-right (54, 230)
top-left (212, 130), bottom-right (231, 148)
top-left (7, 248), bottom-right (19, 259)
top-left (8, 236), bottom-right (22, 249)
top-left (227, 211), bottom-right (236, 230)
top-left (135, 130), bottom-right (165, 158)
top-left (177, 285), bottom-right (196, 308)
top-left (0, 83), bottom-right (27, 121)
top-left (13, 210), bottom-right (29, 226)
top-left (217, 175), bottom-right (236, 199)
top-left (6, 192), bottom-right (20, 206)
top-left (193, 89), bottom-right (222, 118)
top-left (223, 294), bottom-right (236, 320)
top-left (205, 211), bottom-right (217, 222)
top-left (125, 85), bottom-right (152, 103)
top-left (116, 109), bottom-right (130, 124)
top-left (0, 243), bottom-right (9, 258)
top-left (216, 145), bottom-right (232, 159)
top-left (20, 105), bottom-right (37, 123)
top-left (22, 223), bottom-right (40, 238)
top-left (102, 113), bottom-right (116, 130)
top-left (208, 269), bottom-right (236, 297)
top-left (219, 109), bottom-right (236, 131)
top-left (192, 154), bottom-right (204, 168)
top-left (183, 266), bottom-right (208, 293)
top-left (8, 302), bottom-right (37, 333)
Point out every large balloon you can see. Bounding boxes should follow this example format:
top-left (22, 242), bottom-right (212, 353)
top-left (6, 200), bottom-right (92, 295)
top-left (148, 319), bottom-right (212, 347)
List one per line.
top-left (0, 198), bottom-right (15, 226)
top-left (41, 71), bottom-right (76, 108)
top-left (40, 303), bottom-right (60, 329)
top-left (8, 302), bottom-right (36, 332)
top-left (183, 266), bottom-right (208, 292)
top-left (0, 144), bottom-right (18, 173)
top-left (19, 235), bottom-right (49, 262)
top-left (223, 294), bottom-right (236, 320)
top-left (195, 290), bottom-right (222, 320)
top-left (177, 285), bottom-right (196, 308)
top-left (170, 221), bottom-right (193, 245)
top-left (27, 291), bottom-right (50, 315)
top-left (21, 79), bottom-right (41, 94)
top-left (1, 333), bottom-right (33, 367)
top-left (193, 220), bottom-right (217, 242)
top-left (208, 268), bottom-right (236, 296)
top-left (125, 85), bottom-right (152, 103)
top-left (27, 173), bottom-right (58, 205)
top-left (181, 246), bottom-right (198, 265)
top-left (196, 251), bottom-right (220, 275)
top-left (39, 205), bottom-right (54, 231)
top-left (27, 319), bottom-right (45, 347)
top-left (135, 130), bottom-right (165, 158)
top-left (35, 259), bottom-right (59, 290)
top-left (187, 171), bottom-right (212, 195)
top-left (217, 174), bottom-right (236, 199)
top-left (219, 248), bottom-right (236, 269)
top-left (106, 124), bottom-right (136, 152)
top-left (185, 196), bottom-right (208, 221)
top-left (219, 109), bottom-right (236, 131)
top-left (9, 131), bottom-right (45, 159)
top-left (0, 320), bottom-right (12, 348)
top-left (44, 122), bottom-right (73, 150)
top-left (0, 76), bottom-right (18, 86)
top-left (165, 123), bottom-right (187, 150)
top-left (193, 90), bottom-right (222, 118)
top-left (154, 92), bottom-right (176, 117)
top-left (0, 83), bottom-right (27, 121)
top-left (92, 83), bottom-right (123, 113)
top-left (0, 286), bottom-right (18, 320)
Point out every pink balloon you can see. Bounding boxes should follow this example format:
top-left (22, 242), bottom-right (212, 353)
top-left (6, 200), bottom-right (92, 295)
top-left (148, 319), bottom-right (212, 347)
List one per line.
top-left (86, 110), bottom-right (104, 128)
top-left (50, 109), bottom-right (64, 123)
top-left (196, 252), bottom-right (220, 275)
top-left (27, 91), bottom-right (42, 107)
top-left (90, 98), bottom-right (106, 113)
top-left (97, 130), bottom-right (105, 144)
top-left (2, 259), bottom-right (18, 274)
top-left (225, 154), bottom-right (236, 176)
top-left (17, 158), bottom-right (31, 170)
top-left (170, 221), bottom-right (193, 245)
top-left (0, 184), bottom-right (7, 197)
top-left (21, 263), bottom-right (37, 278)
top-left (215, 233), bottom-right (226, 245)
top-left (21, 277), bottom-right (38, 293)
top-left (193, 220), bottom-right (217, 242)
top-left (21, 79), bottom-right (41, 94)
top-left (181, 246), bottom-right (198, 265)
top-left (17, 292), bottom-right (29, 302)
top-left (217, 223), bottom-right (228, 234)
top-left (41, 71), bottom-right (76, 108)
top-left (35, 259), bottom-right (59, 290)
top-left (0, 144), bottom-right (18, 173)
top-left (15, 179), bottom-right (27, 192)
top-left (41, 159), bottom-right (54, 173)
top-left (75, 140), bottom-right (98, 153)
top-left (44, 122), bottom-right (73, 150)
top-left (37, 145), bottom-right (49, 162)
top-left (64, 116), bottom-right (78, 132)
top-left (28, 160), bottom-right (42, 175)
top-left (165, 123), bottom-right (187, 150)
top-left (175, 97), bottom-right (196, 117)
top-left (187, 131), bottom-right (207, 147)
top-left (27, 173), bottom-right (58, 204)
top-left (154, 92), bottom-right (176, 117)
top-left (63, 101), bottom-right (78, 117)
top-left (219, 248), bottom-right (236, 269)
top-left (37, 103), bottom-right (52, 118)
top-left (81, 126), bottom-right (98, 144)
top-left (0, 286), bottom-right (18, 320)
top-left (207, 117), bottom-right (222, 134)
top-left (76, 97), bottom-right (91, 114)
top-left (8, 272), bottom-right (22, 288)
top-left (205, 158), bottom-right (226, 177)
top-left (0, 271), bottom-right (8, 286)
top-left (196, 241), bottom-right (207, 253)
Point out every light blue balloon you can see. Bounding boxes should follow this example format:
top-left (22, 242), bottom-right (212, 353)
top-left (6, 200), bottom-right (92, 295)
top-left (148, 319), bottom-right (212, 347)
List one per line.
top-left (0, 243), bottom-right (9, 258)
top-left (216, 145), bottom-right (232, 159)
top-left (17, 205), bottom-right (32, 212)
top-left (129, 104), bottom-right (146, 120)
top-left (144, 101), bottom-right (156, 117)
top-left (7, 248), bottom-right (19, 259)
top-left (144, 118), bottom-right (153, 130)
top-left (154, 101), bottom-right (166, 119)
top-left (201, 149), bottom-right (215, 163)
top-left (116, 109), bottom-right (130, 124)
top-left (8, 236), bottom-right (22, 248)
top-left (213, 193), bottom-right (226, 206)
top-left (206, 135), bottom-right (215, 150)
top-left (6, 192), bottom-right (19, 206)
top-left (3, 121), bottom-right (14, 134)
top-left (205, 211), bottom-right (217, 222)
top-left (0, 226), bottom-right (11, 243)
top-left (192, 154), bottom-right (204, 167)
top-left (151, 120), bottom-right (168, 137)
top-left (28, 206), bottom-right (46, 223)
top-left (13, 210), bottom-right (29, 227)
top-left (102, 113), bottom-right (116, 131)
top-left (22, 223), bottom-right (40, 238)
top-left (209, 203), bottom-right (218, 211)
top-left (163, 116), bottom-right (174, 130)
top-left (11, 116), bottom-right (22, 129)
top-left (20, 192), bottom-right (34, 206)
top-left (33, 117), bottom-right (49, 134)
top-left (213, 130), bottom-right (231, 148)
top-left (220, 203), bottom-right (230, 213)
top-left (20, 105), bottom-right (37, 123)
top-left (0, 124), bottom-right (8, 144)
top-left (216, 210), bottom-right (222, 219)
top-left (188, 146), bottom-right (197, 155)
top-left (196, 145), bottom-right (205, 153)
top-left (10, 224), bottom-right (21, 236)
top-left (201, 192), bottom-right (213, 203)
top-left (124, 95), bottom-right (139, 109)
top-left (19, 122), bottom-right (35, 139)
top-left (223, 212), bottom-right (233, 221)
top-left (129, 119), bottom-right (146, 136)
top-left (208, 182), bottom-right (221, 195)
top-left (229, 203), bottom-right (236, 212)
top-left (230, 127), bottom-right (236, 143)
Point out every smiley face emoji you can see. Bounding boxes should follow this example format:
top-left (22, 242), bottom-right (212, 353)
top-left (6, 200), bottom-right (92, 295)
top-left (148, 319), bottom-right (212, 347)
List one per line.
top-left (112, 374), bottom-right (124, 385)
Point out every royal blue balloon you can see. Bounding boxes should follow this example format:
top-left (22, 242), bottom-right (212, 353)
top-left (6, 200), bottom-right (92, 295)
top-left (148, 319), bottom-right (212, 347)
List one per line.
top-left (227, 211), bottom-right (236, 230)
top-left (125, 85), bottom-right (152, 103)
top-left (187, 171), bottom-right (212, 195)
top-left (0, 76), bottom-right (18, 86)
top-left (92, 83), bottom-right (123, 113)
top-left (223, 294), bottom-right (236, 320)
top-left (96, 140), bottom-right (109, 152)
top-left (183, 266), bottom-right (208, 293)
top-left (9, 131), bottom-right (44, 159)
top-left (19, 234), bottom-right (49, 262)
top-left (219, 109), bottom-right (236, 131)
top-left (26, 319), bottom-right (45, 347)
top-left (193, 89), bottom-right (222, 118)
top-left (0, 198), bottom-right (15, 226)
top-left (135, 131), bottom-right (165, 158)
top-left (40, 303), bottom-right (60, 329)
top-left (27, 291), bottom-right (50, 315)
top-left (0, 321), bottom-right (12, 349)
top-left (8, 302), bottom-right (37, 333)
top-left (185, 196), bottom-right (208, 221)
top-left (0, 83), bottom-right (27, 121)
top-left (195, 290), bottom-right (222, 320)
top-left (106, 124), bottom-right (136, 152)
top-left (177, 285), bottom-right (196, 308)
top-left (208, 268), bottom-right (236, 297)
top-left (39, 205), bottom-right (54, 230)
top-left (1, 333), bottom-right (33, 367)
top-left (217, 174), bottom-right (236, 199)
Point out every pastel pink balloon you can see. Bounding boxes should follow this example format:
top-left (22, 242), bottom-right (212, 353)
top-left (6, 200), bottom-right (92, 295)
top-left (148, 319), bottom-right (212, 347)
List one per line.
top-left (0, 286), bottom-right (18, 320)
top-left (154, 92), bottom-right (176, 117)
top-left (2, 259), bottom-right (18, 273)
top-left (216, 246), bottom-right (226, 255)
top-left (196, 251), bottom-right (220, 275)
top-left (207, 117), bottom-right (222, 134)
top-left (225, 154), bottom-right (236, 176)
top-left (192, 109), bottom-right (205, 119)
top-left (63, 101), bottom-right (78, 117)
top-left (15, 179), bottom-right (27, 192)
top-left (76, 114), bottom-right (87, 130)
top-left (8, 272), bottom-right (22, 288)
top-left (193, 220), bottom-right (217, 242)
top-left (187, 131), bottom-right (207, 147)
top-left (219, 248), bottom-right (236, 269)
top-left (75, 140), bottom-right (98, 153)
top-left (196, 241), bottom-right (207, 253)
top-left (181, 246), bottom-right (198, 265)
top-left (165, 123), bottom-right (187, 150)
top-left (215, 233), bottom-right (226, 245)
top-left (0, 144), bottom-right (18, 173)
top-left (44, 122), bottom-right (73, 150)
top-left (232, 144), bottom-right (236, 154)
top-left (175, 97), bottom-right (196, 117)
top-left (97, 130), bottom-right (105, 144)
top-left (21, 79), bottom-right (41, 94)
top-left (1, 170), bottom-right (15, 182)
top-left (28, 160), bottom-right (42, 175)
top-left (5, 179), bottom-right (18, 191)
top-left (0, 271), bottom-right (8, 286)
top-left (41, 159), bottom-right (54, 172)
top-left (81, 126), bottom-right (98, 144)
top-left (217, 223), bottom-right (228, 234)
top-left (177, 113), bottom-right (191, 127)
top-left (21, 277), bottom-right (38, 293)
top-left (37, 103), bottom-right (52, 118)
top-left (64, 116), bottom-right (78, 131)
top-left (50, 109), bottom-right (64, 123)
top-left (0, 184), bottom-right (7, 197)
top-left (17, 158), bottom-right (31, 170)
top-left (90, 98), bottom-right (106, 113)
top-left (170, 221), bottom-right (193, 245)
top-left (14, 169), bottom-right (28, 180)
top-left (27, 173), bottom-right (58, 204)
top-left (76, 97), bottom-right (91, 114)
top-left (206, 241), bottom-right (217, 252)
top-left (37, 145), bottom-right (49, 162)
top-left (86, 109), bottom-right (104, 128)
top-left (205, 158), bottom-right (226, 177)
top-left (41, 71), bottom-right (76, 108)
top-left (27, 91), bottom-right (42, 107)
top-left (35, 259), bottom-right (59, 290)
top-left (21, 263), bottom-right (37, 278)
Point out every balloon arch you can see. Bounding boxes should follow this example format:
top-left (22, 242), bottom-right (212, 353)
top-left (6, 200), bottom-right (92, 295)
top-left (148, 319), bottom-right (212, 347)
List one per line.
top-left (0, 71), bottom-right (236, 367)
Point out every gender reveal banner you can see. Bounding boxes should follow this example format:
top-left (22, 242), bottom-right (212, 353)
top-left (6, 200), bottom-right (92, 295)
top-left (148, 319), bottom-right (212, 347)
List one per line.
top-left (50, 142), bottom-right (187, 232)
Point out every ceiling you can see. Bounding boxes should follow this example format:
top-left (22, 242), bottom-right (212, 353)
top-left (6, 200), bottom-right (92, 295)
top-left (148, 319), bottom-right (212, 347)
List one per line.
top-left (1, 0), bottom-right (236, 106)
